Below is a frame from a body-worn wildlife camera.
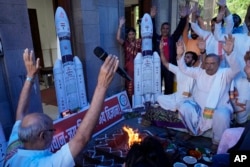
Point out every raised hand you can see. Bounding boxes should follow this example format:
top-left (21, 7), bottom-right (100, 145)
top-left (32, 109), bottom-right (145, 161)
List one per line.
top-left (185, 0), bottom-right (192, 15)
top-left (97, 55), bottom-right (119, 89)
top-left (223, 34), bottom-right (235, 55)
top-left (179, 5), bottom-right (186, 18)
top-left (191, 2), bottom-right (201, 22)
top-left (176, 40), bottom-right (185, 58)
top-left (16, 49), bottom-right (40, 120)
top-left (119, 17), bottom-right (125, 28)
top-left (191, 2), bottom-right (198, 15)
top-left (179, 1), bottom-right (191, 17)
top-left (23, 48), bottom-right (40, 78)
top-left (216, 5), bottom-right (226, 23)
top-left (196, 4), bottom-right (202, 17)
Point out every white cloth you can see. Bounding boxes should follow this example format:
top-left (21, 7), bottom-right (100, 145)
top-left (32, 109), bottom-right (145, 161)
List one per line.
top-left (214, 22), bottom-right (250, 79)
top-left (190, 14), bottom-right (234, 68)
top-left (178, 52), bottom-right (240, 111)
top-left (217, 127), bottom-right (244, 154)
top-left (178, 101), bottom-right (231, 144)
top-left (178, 100), bottom-right (202, 135)
top-left (177, 51), bottom-right (241, 143)
top-left (232, 77), bottom-right (250, 124)
top-left (190, 24), bottom-right (227, 67)
top-left (205, 70), bottom-right (224, 110)
top-left (235, 77), bottom-right (250, 104)
top-left (157, 63), bottom-right (195, 111)
top-left (4, 121), bottom-right (75, 167)
top-left (214, 23), bottom-right (250, 121)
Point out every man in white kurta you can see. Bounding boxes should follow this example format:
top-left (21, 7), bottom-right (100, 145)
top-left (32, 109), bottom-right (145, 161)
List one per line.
top-left (230, 52), bottom-right (250, 125)
top-left (191, 18), bottom-right (233, 65)
top-left (190, 4), bottom-right (234, 68)
top-left (157, 51), bottom-right (198, 111)
top-left (214, 5), bottom-right (250, 79)
top-left (176, 35), bottom-right (240, 145)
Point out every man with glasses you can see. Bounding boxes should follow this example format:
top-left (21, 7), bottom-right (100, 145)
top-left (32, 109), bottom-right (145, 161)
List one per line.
top-left (4, 48), bottom-right (119, 167)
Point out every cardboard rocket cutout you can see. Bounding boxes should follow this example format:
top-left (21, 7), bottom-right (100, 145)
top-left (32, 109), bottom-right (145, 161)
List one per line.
top-left (54, 7), bottom-right (88, 116)
top-left (133, 13), bottom-right (161, 107)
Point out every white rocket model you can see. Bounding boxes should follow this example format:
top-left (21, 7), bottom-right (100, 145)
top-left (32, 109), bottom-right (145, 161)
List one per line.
top-left (133, 13), bottom-right (161, 108)
top-left (54, 7), bottom-right (88, 116)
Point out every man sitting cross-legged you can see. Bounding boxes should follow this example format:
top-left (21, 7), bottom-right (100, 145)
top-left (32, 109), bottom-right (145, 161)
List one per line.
top-left (176, 34), bottom-right (240, 150)
top-left (157, 40), bottom-right (198, 112)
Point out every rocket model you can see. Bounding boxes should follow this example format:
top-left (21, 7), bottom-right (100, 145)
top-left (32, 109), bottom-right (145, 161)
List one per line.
top-left (133, 13), bottom-right (161, 108)
top-left (54, 7), bottom-right (88, 116)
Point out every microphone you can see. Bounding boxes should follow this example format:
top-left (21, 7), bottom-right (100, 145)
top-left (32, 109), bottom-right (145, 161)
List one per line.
top-left (94, 46), bottom-right (132, 81)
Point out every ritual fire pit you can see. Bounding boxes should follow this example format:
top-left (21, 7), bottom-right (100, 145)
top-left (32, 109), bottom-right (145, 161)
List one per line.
top-left (82, 126), bottom-right (168, 167)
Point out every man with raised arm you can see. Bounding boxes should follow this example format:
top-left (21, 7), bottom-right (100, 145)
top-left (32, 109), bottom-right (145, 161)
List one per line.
top-left (4, 48), bottom-right (119, 167)
top-left (176, 34), bottom-right (240, 150)
top-left (157, 40), bottom-right (198, 111)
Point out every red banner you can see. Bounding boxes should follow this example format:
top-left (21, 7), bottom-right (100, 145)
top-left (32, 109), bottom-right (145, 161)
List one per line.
top-left (50, 91), bottom-right (131, 152)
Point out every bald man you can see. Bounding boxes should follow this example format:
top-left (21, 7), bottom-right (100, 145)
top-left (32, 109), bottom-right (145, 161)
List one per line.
top-left (4, 48), bottom-right (119, 167)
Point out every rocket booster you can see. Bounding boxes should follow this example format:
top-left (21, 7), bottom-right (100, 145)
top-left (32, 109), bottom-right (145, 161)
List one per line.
top-left (153, 52), bottom-right (161, 100)
top-left (53, 59), bottom-right (67, 112)
top-left (54, 7), bottom-right (88, 115)
top-left (134, 53), bottom-right (143, 107)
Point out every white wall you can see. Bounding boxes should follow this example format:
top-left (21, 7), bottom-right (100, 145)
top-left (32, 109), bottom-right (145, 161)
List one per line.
top-left (27, 0), bottom-right (57, 67)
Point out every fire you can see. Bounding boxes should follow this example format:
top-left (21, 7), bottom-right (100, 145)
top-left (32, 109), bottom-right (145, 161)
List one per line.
top-left (122, 126), bottom-right (142, 148)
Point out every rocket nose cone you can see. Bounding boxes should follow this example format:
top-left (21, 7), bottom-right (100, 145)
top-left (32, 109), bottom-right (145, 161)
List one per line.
top-left (141, 13), bottom-right (153, 36)
top-left (55, 6), bottom-right (64, 15)
top-left (55, 7), bottom-right (67, 22)
top-left (55, 6), bottom-right (70, 36)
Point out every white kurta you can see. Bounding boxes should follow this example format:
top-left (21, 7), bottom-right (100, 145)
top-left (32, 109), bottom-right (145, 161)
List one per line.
top-left (232, 77), bottom-right (250, 124)
top-left (177, 51), bottom-right (241, 144)
top-left (214, 22), bottom-right (250, 79)
top-left (191, 14), bottom-right (234, 68)
top-left (178, 52), bottom-right (240, 111)
top-left (157, 63), bottom-right (195, 111)
top-left (190, 23), bottom-right (227, 67)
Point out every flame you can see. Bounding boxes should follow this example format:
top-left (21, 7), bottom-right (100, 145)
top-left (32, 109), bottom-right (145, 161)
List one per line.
top-left (123, 126), bottom-right (142, 148)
